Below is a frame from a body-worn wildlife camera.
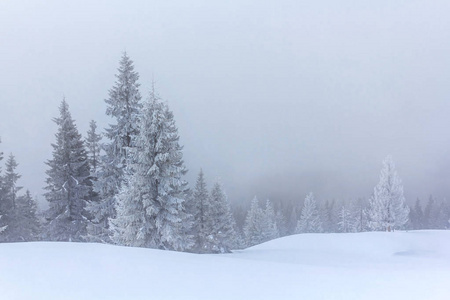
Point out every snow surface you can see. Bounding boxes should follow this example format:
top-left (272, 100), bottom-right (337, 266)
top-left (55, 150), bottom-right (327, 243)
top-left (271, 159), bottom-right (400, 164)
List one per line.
top-left (1, 231), bottom-right (449, 299)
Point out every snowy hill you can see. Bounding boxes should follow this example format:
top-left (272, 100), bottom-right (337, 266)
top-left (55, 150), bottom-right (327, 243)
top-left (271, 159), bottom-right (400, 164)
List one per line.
top-left (1, 231), bottom-right (449, 300)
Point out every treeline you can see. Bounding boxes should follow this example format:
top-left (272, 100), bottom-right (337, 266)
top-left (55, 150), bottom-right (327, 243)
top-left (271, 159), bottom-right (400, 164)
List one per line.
top-left (233, 192), bottom-right (450, 247)
top-left (0, 53), bottom-right (449, 251)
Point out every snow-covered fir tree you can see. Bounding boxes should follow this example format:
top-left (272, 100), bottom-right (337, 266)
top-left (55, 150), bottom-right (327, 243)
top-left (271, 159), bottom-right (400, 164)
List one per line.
top-left (190, 169), bottom-right (211, 252)
top-left (349, 198), bottom-right (367, 232)
top-left (262, 199), bottom-right (279, 241)
top-left (15, 190), bottom-right (41, 241)
top-left (367, 156), bottom-right (409, 232)
top-left (321, 199), bottom-right (337, 233)
top-left (275, 209), bottom-right (288, 237)
top-left (409, 198), bottom-right (424, 230)
top-left (423, 196), bottom-right (435, 229)
top-left (3, 154), bottom-right (21, 211)
top-left (338, 204), bottom-right (352, 233)
top-left (43, 99), bottom-right (90, 242)
top-left (204, 181), bottom-right (238, 253)
top-left (434, 201), bottom-right (450, 229)
top-left (296, 193), bottom-right (323, 233)
top-left (85, 120), bottom-right (102, 174)
top-left (88, 53), bottom-right (142, 242)
top-left (111, 88), bottom-right (191, 251)
top-left (243, 196), bottom-right (267, 247)
top-left (0, 140), bottom-right (5, 236)
top-left (0, 154), bottom-right (23, 242)
top-left (85, 120), bottom-right (103, 241)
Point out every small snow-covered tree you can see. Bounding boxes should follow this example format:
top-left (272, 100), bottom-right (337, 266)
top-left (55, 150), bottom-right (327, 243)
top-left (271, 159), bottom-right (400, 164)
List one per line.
top-left (423, 196), bottom-right (435, 229)
top-left (262, 199), bottom-right (279, 241)
top-left (0, 154), bottom-right (23, 241)
top-left (16, 190), bottom-right (41, 241)
top-left (321, 199), bottom-right (337, 233)
top-left (85, 120), bottom-right (103, 241)
top-left (0, 141), bottom-right (6, 237)
top-left (85, 120), bottom-right (102, 174)
top-left (88, 53), bottom-right (142, 243)
top-left (3, 154), bottom-right (21, 211)
top-left (338, 204), bottom-right (352, 233)
top-left (409, 198), bottom-right (424, 230)
top-left (204, 181), bottom-right (239, 253)
top-left (367, 156), bottom-right (409, 232)
top-left (296, 193), bottom-right (323, 233)
top-left (243, 196), bottom-right (266, 247)
top-left (349, 198), bottom-right (367, 232)
top-left (111, 88), bottom-right (190, 251)
top-left (43, 99), bottom-right (90, 242)
top-left (190, 169), bottom-right (211, 252)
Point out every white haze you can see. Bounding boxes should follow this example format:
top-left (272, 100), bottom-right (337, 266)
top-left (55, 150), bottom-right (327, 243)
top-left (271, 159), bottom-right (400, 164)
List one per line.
top-left (1, 0), bottom-right (450, 206)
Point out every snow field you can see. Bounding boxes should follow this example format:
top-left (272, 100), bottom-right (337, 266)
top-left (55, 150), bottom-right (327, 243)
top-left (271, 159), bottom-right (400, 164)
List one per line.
top-left (1, 230), bottom-right (449, 300)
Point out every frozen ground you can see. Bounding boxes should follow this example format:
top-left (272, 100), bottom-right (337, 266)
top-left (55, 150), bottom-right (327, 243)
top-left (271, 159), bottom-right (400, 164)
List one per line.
top-left (1, 231), bottom-right (449, 300)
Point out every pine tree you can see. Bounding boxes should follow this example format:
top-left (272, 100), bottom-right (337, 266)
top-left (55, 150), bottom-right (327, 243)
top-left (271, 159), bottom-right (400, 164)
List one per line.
top-left (367, 156), bottom-right (409, 232)
top-left (207, 181), bottom-right (238, 252)
top-left (85, 120), bottom-right (103, 241)
top-left (338, 204), bottom-right (352, 233)
top-left (0, 140), bottom-right (5, 236)
top-left (410, 198), bottom-right (424, 230)
top-left (262, 199), bottom-right (279, 241)
top-left (85, 120), bottom-right (102, 174)
top-left (4, 154), bottom-right (22, 211)
top-left (191, 169), bottom-right (210, 252)
top-left (0, 154), bottom-right (23, 241)
top-left (88, 53), bottom-right (142, 242)
top-left (111, 88), bottom-right (190, 251)
top-left (275, 210), bottom-right (288, 237)
top-left (423, 196), bottom-right (435, 229)
top-left (321, 199), bottom-right (337, 233)
top-left (296, 193), bottom-right (323, 233)
top-left (243, 196), bottom-right (266, 247)
top-left (43, 99), bottom-right (90, 242)
top-left (16, 190), bottom-right (41, 241)
top-left (432, 201), bottom-right (447, 229)
top-left (349, 198), bottom-right (367, 232)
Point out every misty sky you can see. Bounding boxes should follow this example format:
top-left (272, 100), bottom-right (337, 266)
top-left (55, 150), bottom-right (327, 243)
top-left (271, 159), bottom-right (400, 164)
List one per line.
top-left (1, 0), bottom-right (450, 207)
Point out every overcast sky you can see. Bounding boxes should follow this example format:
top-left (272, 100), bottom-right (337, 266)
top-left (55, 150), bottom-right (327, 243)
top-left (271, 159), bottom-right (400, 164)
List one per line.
top-left (1, 0), bottom-right (450, 207)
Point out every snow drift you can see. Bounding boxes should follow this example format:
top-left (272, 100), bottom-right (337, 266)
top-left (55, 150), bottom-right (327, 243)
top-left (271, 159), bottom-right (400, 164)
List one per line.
top-left (1, 230), bottom-right (449, 300)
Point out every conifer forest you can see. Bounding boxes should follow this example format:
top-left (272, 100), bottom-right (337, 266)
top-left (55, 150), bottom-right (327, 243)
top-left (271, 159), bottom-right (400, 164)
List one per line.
top-left (1, 53), bottom-right (448, 252)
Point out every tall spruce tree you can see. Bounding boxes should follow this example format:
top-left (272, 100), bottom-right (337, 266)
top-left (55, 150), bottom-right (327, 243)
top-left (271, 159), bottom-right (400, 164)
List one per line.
top-left (85, 120), bottom-right (103, 241)
top-left (43, 99), bottom-right (90, 242)
top-left (367, 156), bottom-right (409, 232)
top-left (296, 193), bottom-right (323, 233)
top-left (111, 88), bottom-right (190, 251)
top-left (88, 53), bottom-right (142, 242)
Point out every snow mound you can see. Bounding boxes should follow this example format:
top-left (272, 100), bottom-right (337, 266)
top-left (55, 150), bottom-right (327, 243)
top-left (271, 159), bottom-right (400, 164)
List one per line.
top-left (1, 231), bottom-right (449, 300)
